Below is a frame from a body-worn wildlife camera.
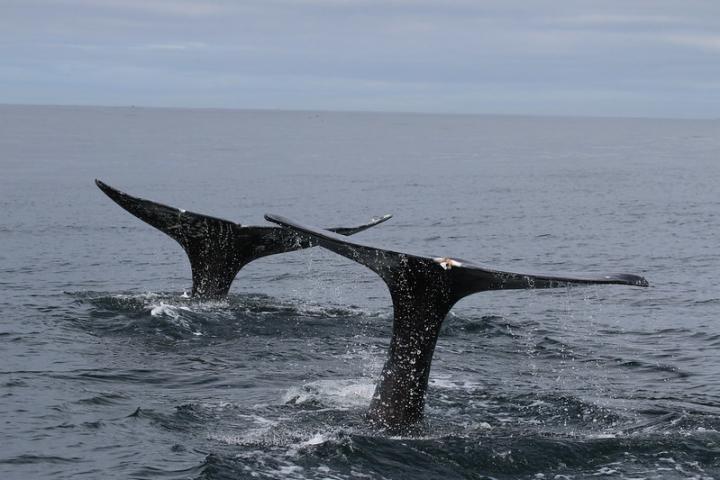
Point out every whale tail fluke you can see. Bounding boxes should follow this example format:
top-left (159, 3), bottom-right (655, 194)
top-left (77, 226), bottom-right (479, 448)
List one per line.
top-left (263, 213), bottom-right (648, 303)
top-left (264, 213), bottom-right (648, 431)
top-left (96, 179), bottom-right (251, 296)
top-left (95, 180), bottom-right (392, 297)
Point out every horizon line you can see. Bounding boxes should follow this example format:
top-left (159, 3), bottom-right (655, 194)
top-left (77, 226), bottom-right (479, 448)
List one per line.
top-left (0, 101), bottom-right (717, 123)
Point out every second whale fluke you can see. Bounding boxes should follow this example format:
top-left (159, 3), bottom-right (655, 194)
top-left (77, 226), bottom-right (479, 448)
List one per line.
top-left (96, 180), bottom-right (391, 297)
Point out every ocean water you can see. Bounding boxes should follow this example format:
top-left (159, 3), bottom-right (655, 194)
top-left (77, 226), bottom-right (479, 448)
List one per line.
top-left (1, 104), bottom-right (719, 479)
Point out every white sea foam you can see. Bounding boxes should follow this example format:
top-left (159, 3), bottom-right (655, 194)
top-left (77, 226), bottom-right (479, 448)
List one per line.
top-left (210, 423), bottom-right (351, 480)
top-left (299, 432), bottom-right (327, 447)
top-left (429, 374), bottom-right (484, 391)
top-left (147, 301), bottom-right (207, 334)
top-left (149, 302), bottom-right (189, 319)
top-left (283, 379), bottom-right (375, 409)
top-left (208, 414), bottom-right (280, 445)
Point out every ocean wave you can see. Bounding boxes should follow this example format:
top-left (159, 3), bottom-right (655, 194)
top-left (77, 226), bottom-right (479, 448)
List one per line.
top-left (66, 291), bottom-right (384, 340)
top-left (194, 428), bottom-right (720, 480)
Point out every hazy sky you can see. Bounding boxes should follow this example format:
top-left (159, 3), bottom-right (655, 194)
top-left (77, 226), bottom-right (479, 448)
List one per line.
top-left (2, 0), bottom-right (719, 118)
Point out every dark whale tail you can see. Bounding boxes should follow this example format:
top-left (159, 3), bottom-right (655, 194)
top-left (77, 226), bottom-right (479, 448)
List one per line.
top-left (95, 180), bottom-right (391, 297)
top-left (264, 213), bottom-right (648, 431)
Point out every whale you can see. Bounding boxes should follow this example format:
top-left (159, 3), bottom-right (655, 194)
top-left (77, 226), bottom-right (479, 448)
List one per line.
top-left (265, 213), bottom-right (649, 433)
top-left (95, 180), bottom-right (391, 297)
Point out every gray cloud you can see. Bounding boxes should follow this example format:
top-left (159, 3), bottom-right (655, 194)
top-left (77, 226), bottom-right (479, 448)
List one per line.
top-left (1, 0), bottom-right (718, 117)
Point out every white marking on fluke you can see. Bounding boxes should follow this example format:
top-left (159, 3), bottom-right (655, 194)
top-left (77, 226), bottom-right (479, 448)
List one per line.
top-left (434, 257), bottom-right (463, 270)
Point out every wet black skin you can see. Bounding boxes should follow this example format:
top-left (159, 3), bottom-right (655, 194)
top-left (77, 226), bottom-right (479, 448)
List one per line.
top-left (264, 213), bottom-right (649, 433)
top-left (95, 180), bottom-right (391, 297)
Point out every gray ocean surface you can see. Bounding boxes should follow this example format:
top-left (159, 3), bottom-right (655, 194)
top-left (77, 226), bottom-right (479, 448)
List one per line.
top-left (1, 104), bottom-right (719, 479)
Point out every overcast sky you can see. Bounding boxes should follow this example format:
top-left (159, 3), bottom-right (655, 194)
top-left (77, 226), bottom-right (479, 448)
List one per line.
top-left (2, 0), bottom-right (719, 118)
